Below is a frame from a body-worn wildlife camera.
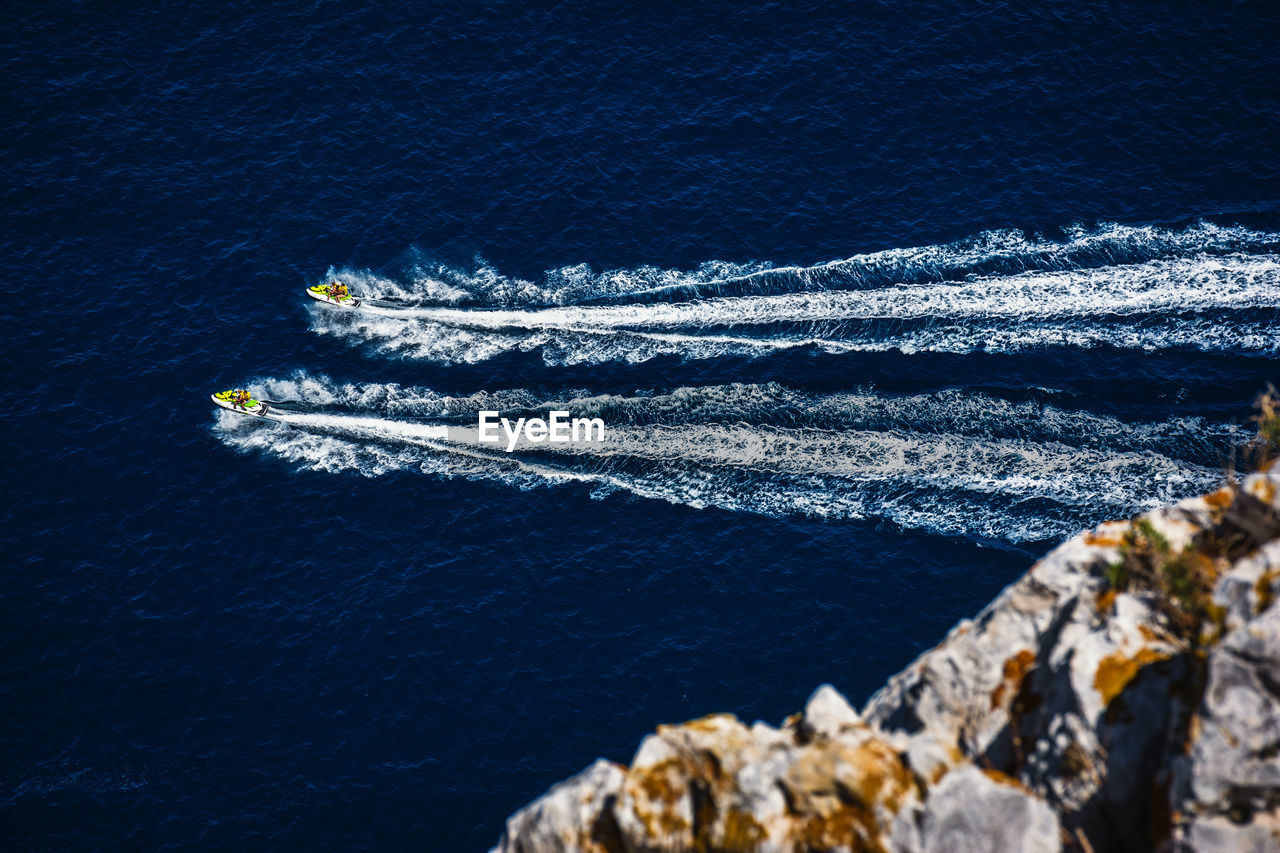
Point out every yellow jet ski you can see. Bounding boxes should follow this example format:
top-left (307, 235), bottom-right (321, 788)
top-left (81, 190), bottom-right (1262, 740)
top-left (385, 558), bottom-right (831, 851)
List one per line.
top-left (306, 283), bottom-right (361, 308)
top-left (211, 389), bottom-right (272, 418)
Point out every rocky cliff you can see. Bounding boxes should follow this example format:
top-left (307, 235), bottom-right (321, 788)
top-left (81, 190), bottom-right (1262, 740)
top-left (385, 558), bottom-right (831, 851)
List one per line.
top-left (492, 461), bottom-right (1280, 853)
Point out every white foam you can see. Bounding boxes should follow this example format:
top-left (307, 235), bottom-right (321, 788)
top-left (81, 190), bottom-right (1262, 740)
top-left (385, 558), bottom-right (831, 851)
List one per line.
top-left (320, 220), bottom-right (1277, 307)
top-left (212, 380), bottom-right (1239, 543)
top-left (323, 257), bottom-right (773, 307)
top-left (379, 254), bottom-right (1280, 325)
top-left (312, 254), bottom-right (1280, 363)
top-left (234, 374), bottom-right (1247, 456)
top-left (603, 220), bottom-right (1279, 302)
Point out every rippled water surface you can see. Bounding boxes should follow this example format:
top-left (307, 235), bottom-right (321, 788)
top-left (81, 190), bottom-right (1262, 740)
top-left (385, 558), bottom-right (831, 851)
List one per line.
top-left (5, 2), bottom-right (1280, 850)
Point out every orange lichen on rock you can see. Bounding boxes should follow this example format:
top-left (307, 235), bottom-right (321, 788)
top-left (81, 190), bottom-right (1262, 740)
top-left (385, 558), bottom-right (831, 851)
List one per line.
top-left (1138, 623), bottom-right (1174, 644)
top-left (1094, 646), bottom-right (1171, 708)
top-left (1084, 531), bottom-right (1124, 547)
top-left (616, 715), bottom-right (788, 851)
top-left (797, 801), bottom-right (884, 853)
top-left (1256, 569), bottom-right (1278, 614)
top-left (842, 740), bottom-right (914, 814)
top-left (1203, 487), bottom-right (1234, 513)
top-left (1095, 588), bottom-right (1117, 613)
top-left (669, 713), bottom-right (737, 736)
top-left (717, 808), bottom-right (766, 851)
top-left (990, 649), bottom-right (1036, 710)
top-left (629, 756), bottom-right (694, 838)
top-left (783, 737), bottom-right (914, 853)
top-left (1253, 475), bottom-right (1277, 505)
top-left (982, 767), bottom-right (1028, 791)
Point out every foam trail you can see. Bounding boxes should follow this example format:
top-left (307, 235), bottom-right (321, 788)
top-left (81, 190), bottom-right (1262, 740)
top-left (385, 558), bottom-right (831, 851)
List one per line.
top-left (214, 378), bottom-right (1241, 544)
top-left (312, 254), bottom-right (1280, 364)
top-left (321, 221), bottom-right (1279, 307)
top-left (251, 374), bottom-right (1245, 462)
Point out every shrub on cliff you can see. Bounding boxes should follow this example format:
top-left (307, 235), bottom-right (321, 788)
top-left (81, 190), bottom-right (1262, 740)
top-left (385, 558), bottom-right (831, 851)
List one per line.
top-left (1104, 518), bottom-right (1221, 643)
top-left (1257, 385), bottom-right (1279, 456)
top-left (1103, 385), bottom-right (1278, 646)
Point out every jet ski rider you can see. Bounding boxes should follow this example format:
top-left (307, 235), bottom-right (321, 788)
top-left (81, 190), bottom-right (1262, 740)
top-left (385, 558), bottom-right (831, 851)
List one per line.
top-left (326, 281), bottom-right (350, 301)
top-left (232, 389), bottom-right (252, 411)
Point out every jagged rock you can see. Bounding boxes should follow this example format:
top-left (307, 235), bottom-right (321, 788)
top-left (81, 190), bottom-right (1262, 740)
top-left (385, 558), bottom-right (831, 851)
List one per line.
top-left (799, 684), bottom-right (862, 741)
top-left (779, 732), bottom-right (915, 851)
top-left (1200, 584), bottom-right (1280, 798)
top-left (492, 759), bottom-right (625, 853)
top-left (493, 467), bottom-right (1280, 853)
top-left (902, 731), bottom-right (960, 787)
top-left (613, 713), bottom-right (780, 850)
top-left (1181, 812), bottom-right (1280, 853)
top-left (910, 765), bottom-right (1062, 853)
top-left (1213, 539), bottom-right (1280, 630)
top-left (601, 709), bottom-right (917, 852)
top-left (858, 476), bottom-right (1277, 852)
top-left (1221, 468), bottom-right (1280, 547)
top-left (1161, 471), bottom-right (1280, 851)
top-left (1168, 544), bottom-right (1280, 850)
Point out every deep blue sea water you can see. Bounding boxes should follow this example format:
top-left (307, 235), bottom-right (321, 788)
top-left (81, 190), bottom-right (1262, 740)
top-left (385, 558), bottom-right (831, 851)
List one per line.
top-left (4, 2), bottom-right (1280, 849)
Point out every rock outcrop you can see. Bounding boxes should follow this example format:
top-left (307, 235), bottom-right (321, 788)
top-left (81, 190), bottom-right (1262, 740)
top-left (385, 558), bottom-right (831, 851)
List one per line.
top-left (492, 465), bottom-right (1280, 853)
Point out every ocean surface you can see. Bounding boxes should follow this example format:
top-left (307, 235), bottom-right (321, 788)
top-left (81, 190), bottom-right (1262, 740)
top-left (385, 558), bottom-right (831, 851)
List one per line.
top-left (4, 2), bottom-right (1280, 849)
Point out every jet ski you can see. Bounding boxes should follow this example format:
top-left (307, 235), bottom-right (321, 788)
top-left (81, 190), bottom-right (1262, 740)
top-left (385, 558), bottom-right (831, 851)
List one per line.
top-left (307, 283), bottom-right (361, 308)
top-left (212, 390), bottom-right (273, 418)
